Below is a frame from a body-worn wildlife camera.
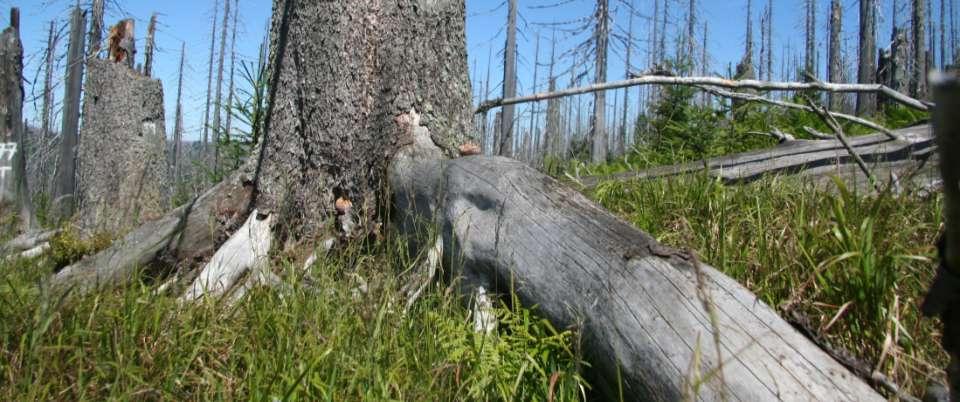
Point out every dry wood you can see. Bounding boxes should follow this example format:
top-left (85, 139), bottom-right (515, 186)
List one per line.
top-left (143, 14), bottom-right (157, 77)
top-left (803, 96), bottom-right (881, 191)
top-left (181, 210), bottom-right (273, 301)
top-left (107, 19), bottom-right (135, 68)
top-left (389, 129), bottom-right (884, 400)
top-left (579, 124), bottom-right (934, 188)
top-left (50, 166), bottom-right (255, 294)
top-left (475, 75), bottom-right (931, 114)
top-left (54, 6), bottom-right (85, 217)
top-left (695, 85), bottom-right (899, 140)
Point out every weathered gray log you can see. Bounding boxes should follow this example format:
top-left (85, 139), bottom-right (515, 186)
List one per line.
top-left (51, 166), bottom-right (254, 294)
top-left (580, 124), bottom-right (934, 188)
top-left (181, 210), bottom-right (273, 301)
top-left (390, 131), bottom-right (884, 401)
top-left (76, 59), bottom-right (169, 235)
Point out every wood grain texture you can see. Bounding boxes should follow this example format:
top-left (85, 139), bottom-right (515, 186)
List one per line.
top-left (392, 153), bottom-right (884, 401)
top-left (581, 124), bottom-right (934, 189)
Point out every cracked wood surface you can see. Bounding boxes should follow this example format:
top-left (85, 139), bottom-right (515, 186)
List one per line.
top-left (392, 154), bottom-right (883, 401)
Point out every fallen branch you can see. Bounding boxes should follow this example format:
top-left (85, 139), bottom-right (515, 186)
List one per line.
top-left (803, 126), bottom-right (837, 140)
top-left (803, 96), bottom-right (881, 192)
top-left (475, 74), bottom-right (931, 114)
top-left (746, 128), bottom-right (796, 143)
top-left (696, 85), bottom-right (899, 141)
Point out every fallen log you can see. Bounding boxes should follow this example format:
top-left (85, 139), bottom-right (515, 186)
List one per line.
top-left (580, 124), bottom-right (934, 188)
top-left (390, 129), bottom-right (883, 401)
top-left (181, 210), bottom-right (273, 301)
top-left (50, 166), bottom-right (255, 294)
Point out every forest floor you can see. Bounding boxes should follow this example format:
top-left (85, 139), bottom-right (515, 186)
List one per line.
top-left (0, 115), bottom-right (949, 399)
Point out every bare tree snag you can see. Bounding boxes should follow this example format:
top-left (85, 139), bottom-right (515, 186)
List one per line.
top-left (202, 0), bottom-right (219, 152)
top-left (87, 0), bottom-right (103, 58)
top-left (500, 0), bottom-right (517, 157)
top-left (76, 59), bottom-right (169, 234)
top-left (173, 42), bottom-right (185, 180)
top-left (107, 19), bottom-right (135, 68)
top-left (914, 0), bottom-right (929, 98)
top-left (54, 6), bottom-right (86, 218)
top-left (591, 0), bottom-right (610, 163)
top-left (41, 20), bottom-right (55, 141)
top-left (143, 14), bottom-right (157, 77)
top-left (828, 0), bottom-right (843, 110)
top-left (389, 130), bottom-right (884, 400)
top-left (804, 0), bottom-right (816, 78)
top-left (858, 0), bottom-right (878, 115)
top-left (0, 7), bottom-right (34, 230)
top-left (212, 0), bottom-right (230, 170)
top-left (223, 0), bottom-right (239, 149)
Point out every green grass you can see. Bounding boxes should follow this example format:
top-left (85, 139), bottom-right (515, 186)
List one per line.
top-left (585, 173), bottom-right (948, 394)
top-left (0, 233), bottom-right (587, 401)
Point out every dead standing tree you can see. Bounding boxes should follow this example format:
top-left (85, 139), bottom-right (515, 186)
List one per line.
top-left (499, 0), bottom-right (517, 157)
top-left (53, 0), bottom-right (898, 399)
top-left (591, 0), bottom-right (609, 164)
top-left (0, 8), bottom-right (35, 231)
top-left (828, 0), bottom-right (843, 110)
top-left (53, 6), bottom-right (85, 217)
top-left (858, 0), bottom-right (878, 115)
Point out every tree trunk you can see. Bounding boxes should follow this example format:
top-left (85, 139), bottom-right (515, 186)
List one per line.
top-left (173, 42), bottom-right (185, 180)
top-left (829, 0), bottom-right (843, 110)
top-left (143, 14), bottom-right (157, 77)
top-left (87, 0), bottom-right (103, 59)
top-left (805, 0), bottom-right (816, 78)
top-left (54, 6), bottom-right (85, 217)
top-left (77, 58), bottom-right (169, 235)
top-left (212, 0), bottom-right (230, 171)
top-left (255, 0), bottom-right (472, 241)
top-left (201, 0), bottom-right (218, 152)
top-left (0, 8), bottom-right (33, 230)
top-left (223, 0), bottom-right (239, 152)
top-left (620, 0), bottom-right (634, 156)
top-left (858, 0), bottom-right (878, 115)
top-left (913, 0), bottom-right (929, 98)
top-left (591, 0), bottom-right (609, 164)
top-left (499, 0), bottom-right (517, 157)
top-left (41, 20), bottom-right (54, 141)
top-left (528, 31), bottom-right (540, 163)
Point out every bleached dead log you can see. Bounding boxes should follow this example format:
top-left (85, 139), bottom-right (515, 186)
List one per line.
top-left (803, 96), bottom-right (880, 191)
top-left (181, 210), bottom-right (273, 301)
top-left (390, 129), bottom-right (883, 401)
top-left (2, 229), bottom-right (58, 254)
top-left (580, 125), bottom-right (934, 189)
top-left (475, 74), bottom-right (931, 114)
top-left (747, 128), bottom-right (796, 143)
top-left (50, 166), bottom-right (255, 294)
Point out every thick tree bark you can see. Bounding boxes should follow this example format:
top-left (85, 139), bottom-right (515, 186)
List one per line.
top-left (389, 128), bottom-right (885, 401)
top-left (0, 8), bottom-right (33, 230)
top-left (54, 6), bottom-right (85, 217)
top-left (591, 0), bottom-right (609, 164)
top-left (77, 59), bottom-right (169, 235)
top-left (858, 0), bottom-right (878, 115)
top-left (499, 0), bottom-right (517, 157)
top-left (256, 0), bottom-right (472, 241)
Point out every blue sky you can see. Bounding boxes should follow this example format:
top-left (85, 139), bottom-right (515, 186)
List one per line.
top-left (2, 0), bottom-right (948, 141)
